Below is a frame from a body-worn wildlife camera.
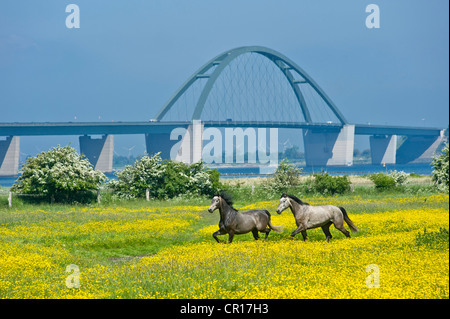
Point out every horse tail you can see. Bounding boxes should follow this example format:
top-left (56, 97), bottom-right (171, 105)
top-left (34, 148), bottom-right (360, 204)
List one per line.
top-left (339, 207), bottom-right (358, 233)
top-left (263, 210), bottom-right (284, 232)
top-left (268, 220), bottom-right (284, 232)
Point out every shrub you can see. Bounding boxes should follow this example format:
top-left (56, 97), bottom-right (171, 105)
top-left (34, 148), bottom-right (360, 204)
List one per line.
top-left (388, 170), bottom-right (408, 186)
top-left (308, 172), bottom-right (351, 195)
top-left (264, 158), bottom-right (302, 193)
top-left (368, 170), bottom-right (409, 191)
top-left (11, 145), bottom-right (106, 202)
top-left (368, 172), bottom-right (396, 190)
top-left (431, 143), bottom-right (449, 192)
top-left (108, 152), bottom-right (165, 199)
top-left (108, 153), bottom-right (221, 199)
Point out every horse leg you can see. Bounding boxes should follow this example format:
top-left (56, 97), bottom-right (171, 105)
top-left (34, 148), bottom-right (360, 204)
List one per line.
top-left (262, 228), bottom-right (271, 240)
top-left (300, 230), bottom-right (308, 241)
top-left (257, 218), bottom-right (271, 240)
top-left (291, 224), bottom-right (306, 238)
top-left (213, 229), bottom-right (227, 243)
top-left (321, 222), bottom-right (333, 242)
top-left (334, 221), bottom-right (351, 238)
top-left (258, 227), bottom-right (271, 240)
top-left (228, 231), bottom-right (235, 243)
top-left (252, 229), bottom-right (260, 240)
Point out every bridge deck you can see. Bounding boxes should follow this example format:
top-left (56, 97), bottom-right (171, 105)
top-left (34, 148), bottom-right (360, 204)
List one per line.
top-left (0, 121), bottom-right (443, 137)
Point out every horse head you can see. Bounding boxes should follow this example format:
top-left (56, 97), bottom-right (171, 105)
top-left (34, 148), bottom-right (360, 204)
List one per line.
top-left (208, 195), bottom-right (221, 213)
top-left (209, 191), bottom-right (235, 213)
top-left (276, 193), bottom-right (291, 214)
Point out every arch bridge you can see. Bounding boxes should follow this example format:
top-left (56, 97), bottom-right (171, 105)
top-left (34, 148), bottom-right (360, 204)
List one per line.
top-left (0, 46), bottom-right (445, 175)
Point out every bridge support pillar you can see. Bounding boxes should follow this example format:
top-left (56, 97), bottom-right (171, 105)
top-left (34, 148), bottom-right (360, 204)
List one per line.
top-left (303, 125), bottom-right (355, 166)
top-left (145, 120), bottom-right (203, 164)
top-left (190, 120), bottom-right (204, 163)
top-left (0, 136), bottom-right (20, 177)
top-left (79, 135), bottom-right (114, 173)
top-left (370, 135), bottom-right (397, 165)
top-left (169, 120), bottom-right (203, 164)
top-left (145, 133), bottom-right (173, 160)
top-left (396, 130), bottom-right (445, 164)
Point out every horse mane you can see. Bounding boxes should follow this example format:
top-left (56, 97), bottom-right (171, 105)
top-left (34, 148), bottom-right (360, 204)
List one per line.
top-left (216, 190), bottom-right (237, 211)
top-left (281, 193), bottom-right (309, 206)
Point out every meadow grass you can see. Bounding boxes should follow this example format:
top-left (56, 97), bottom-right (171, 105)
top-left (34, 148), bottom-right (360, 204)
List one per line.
top-left (0, 191), bottom-right (448, 299)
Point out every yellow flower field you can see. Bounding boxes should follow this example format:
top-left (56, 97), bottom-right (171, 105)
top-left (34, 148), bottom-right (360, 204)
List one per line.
top-left (0, 193), bottom-right (448, 299)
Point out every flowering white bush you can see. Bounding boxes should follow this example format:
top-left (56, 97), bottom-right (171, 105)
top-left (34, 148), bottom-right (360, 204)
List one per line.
top-left (369, 170), bottom-right (408, 190)
top-left (11, 145), bottom-right (106, 202)
top-left (388, 170), bottom-right (408, 186)
top-left (108, 153), bottom-right (220, 199)
top-left (432, 143), bottom-right (449, 192)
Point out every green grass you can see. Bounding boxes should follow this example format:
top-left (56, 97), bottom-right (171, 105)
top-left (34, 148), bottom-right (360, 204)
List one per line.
top-left (0, 191), bottom-right (448, 299)
top-left (416, 227), bottom-right (449, 250)
top-left (0, 199), bottom-right (217, 267)
top-left (1, 191), bottom-right (447, 263)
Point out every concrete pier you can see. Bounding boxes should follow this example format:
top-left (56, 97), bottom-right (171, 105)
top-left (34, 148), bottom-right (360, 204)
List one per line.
top-left (396, 130), bottom-right (445, 164)
top-left (79, 135), bottom-right (114, 172)
top-left (145, 133), bottom-right (173, 159)
top-left (145, 120), bottom-right (203, 164)
top-left (191, 120), bottom-right (203, 163)
top-left (303, 124), bottom-right (355, 166)
top-left (0, 136), bottom-right (20, 177)
top-left (370, 134), bottom-right (397, 165)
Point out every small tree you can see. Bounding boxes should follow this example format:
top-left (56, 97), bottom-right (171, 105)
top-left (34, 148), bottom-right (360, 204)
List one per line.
top-left (431, 143), bottom-right (449, 192)
top-left (108, 152), bottom-right (165, 199)
top-left (309, 172), bottom-right (351, 195)
top-left (368, 170), bottom-right (408, 191)
top-left (265, 158), bottom-right (303, 193)
top-left (388, 170), bottom-right (408, 186)
top-left (369, 173), bottom-right (396, 191)
top-left (11, 145), bottom-right (106, 202)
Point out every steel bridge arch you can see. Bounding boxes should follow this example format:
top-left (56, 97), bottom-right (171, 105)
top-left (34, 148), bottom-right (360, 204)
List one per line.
top-left (154, 46), bottom-right (348, 125)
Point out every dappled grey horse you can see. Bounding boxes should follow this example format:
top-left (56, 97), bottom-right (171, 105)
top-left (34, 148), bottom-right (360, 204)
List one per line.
top-left (276, 193), bottom-right (358, 241)
top-left (208, 192), bottom-right (283, 243)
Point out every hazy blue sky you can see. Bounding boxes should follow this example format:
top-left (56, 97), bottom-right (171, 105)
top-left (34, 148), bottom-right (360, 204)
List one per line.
top-left (0, 0), bottom-right (448, 156)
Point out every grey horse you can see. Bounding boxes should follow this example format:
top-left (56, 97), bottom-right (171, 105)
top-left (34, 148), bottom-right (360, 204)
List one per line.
top-left (208, 192), bottom-right (283, 243)
top-left (276, 193), bottom-right (358, 241)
